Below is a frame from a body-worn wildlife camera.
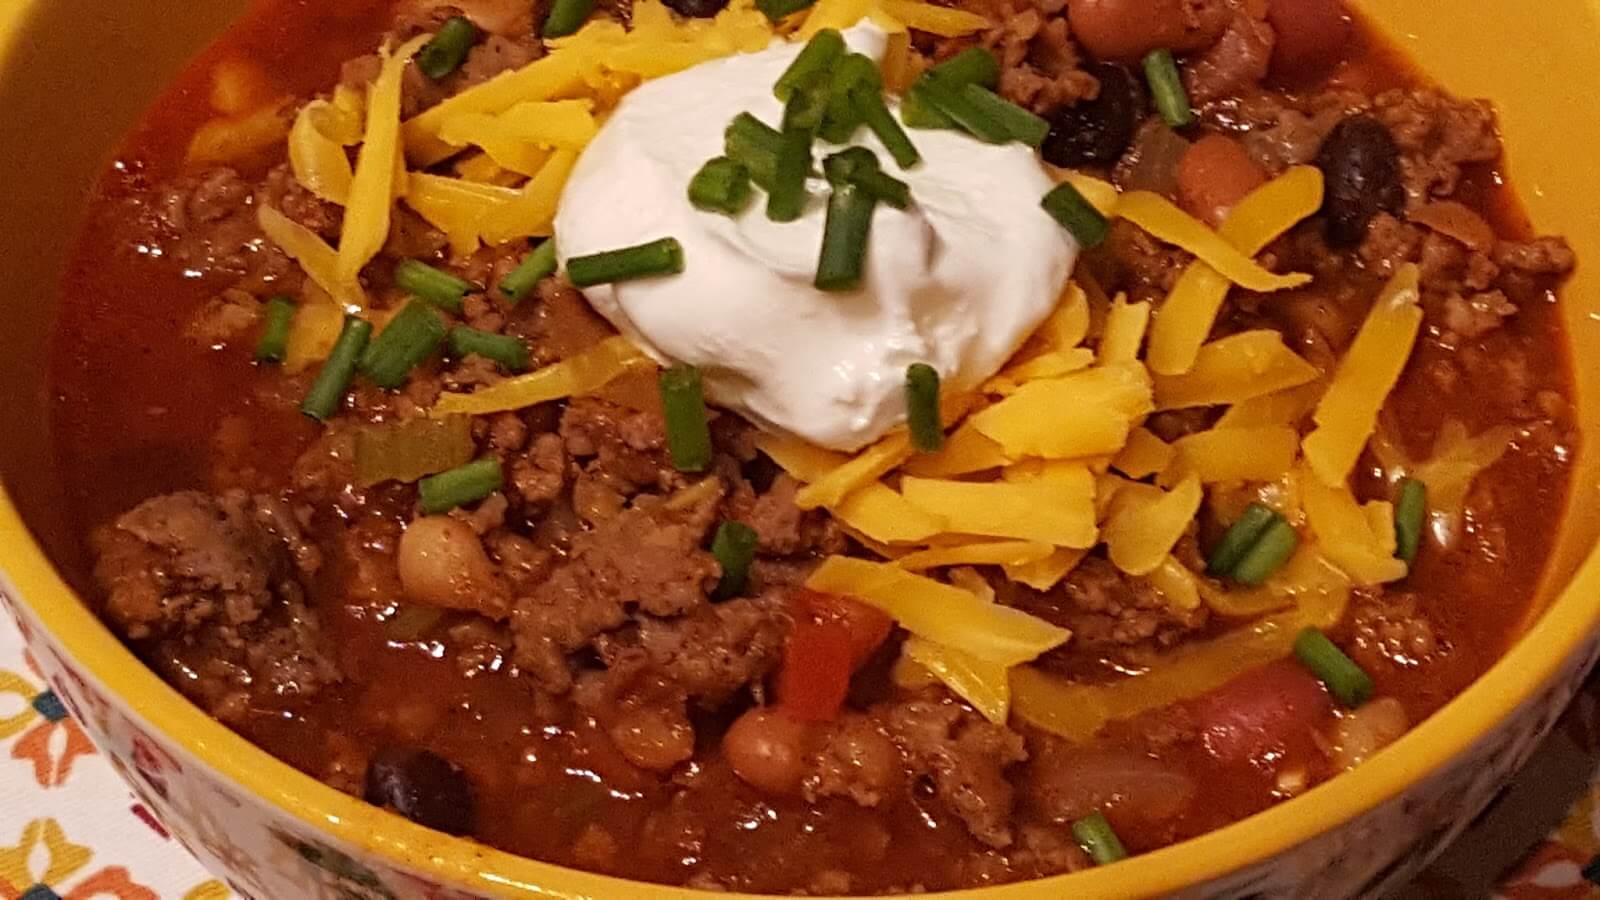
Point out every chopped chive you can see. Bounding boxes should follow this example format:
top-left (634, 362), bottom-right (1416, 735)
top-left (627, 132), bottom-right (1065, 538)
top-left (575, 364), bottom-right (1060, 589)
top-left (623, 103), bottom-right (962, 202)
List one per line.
top-left (688, 157), bottom-right (753, 215)
top-left (928, 47), bottom-right (1001, 89)
top-left (498, 239), bottom-right (557, 303)
top-left (1142, 49), bottom-right (1193, 128)
top-left (782, 74), bottom-right (830, 133)
top-left (418, 457), bottom-right (504, 515)
top-left (853, 85), bottom-right (920, 168)
top-left (1041, 180), bottom-right (1111, 248)
top-left (914, 74), bottom-right (1012, 144)
top-left (300, 316), bottom-right (372, 422)
top-left (1229, 517), bottom-right (1299, 586)
top-left (900, 85), bottom-right (956, 130)
top-left (543, 0), bottom-right (594, 37)
top-left (1293, 628), bottom-right (1374, 708)
top-left (394, 259), bottom-right (474, 313)
top-left (1206, 502), bottom-right (1279, 576)
top-left (906, 363), bottom-right (943, 453)
top-left (1394, 477), bottom-right (1427, 565)
top-left (756, 0), bottom-right (818, 22)
top-left (710, 521), bottom-right (760, 601)
top-left (768, 125), bottom-right (815, 222)
top-left (819, 53), bottom-right (880, 144)
top-left (774, 29), bottom-right (845, 101)
top-left (725, 112), bottom-right (783, 189)
top-left (447, 326), bottom-right (530, 373)
top-left (566, 237), bottom-right (684, 287)
top-left (659, 364), bottom-right (714, 473)
top-left (254, 296), bottom-right (297, 364)
top-left (960, 83), bottom-right (1049, 146)
top-left (1071, 811), bottom-right (1127, 866)
top-left (823, 148), bottom-right (910, 209)
top-left (359, 300), bottom-right (447, 389)
top-left (416, 16), bottom-right (479, 80)
top-left (815, 183), bottom-right (875, 292)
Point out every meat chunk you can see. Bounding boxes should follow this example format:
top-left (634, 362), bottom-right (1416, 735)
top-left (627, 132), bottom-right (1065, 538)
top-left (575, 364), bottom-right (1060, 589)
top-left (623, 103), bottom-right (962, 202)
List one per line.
top-left (562, 398), bottom-right (683, 524)
top-left (1182, 6), bottom-right (1274, 104)
top-left (1020, 555), bottom-right (1208, 653)
top-left (804, 714), bottom-right (902, 807)
top-left (1493, 236), bottom-right (1577, 276)
top-left (1435, 289), bottom-right (1516, 342)
top-left (92, 491), bottom-right (298, 640)
top-left (510, 487), bottom-right (722, 692)
top-left (882, 699), bottom-right (1027, 848)
top-left (1371, 88), bottom-right (1500, 203)
top-left (135, 167), bottom-right (292, 286)
top-left (960, 0), bottom-right (1098, 113)
top-left (1348, 590), bottom-right (1439, 668)
top-left (92, 491), bottom-right (338, 718)
top-left (599, 591), bottom-right (791, 707)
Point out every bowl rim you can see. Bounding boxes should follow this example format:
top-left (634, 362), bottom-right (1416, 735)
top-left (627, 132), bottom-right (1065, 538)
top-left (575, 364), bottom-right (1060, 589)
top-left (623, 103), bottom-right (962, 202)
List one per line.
top-left (5, 2), bottom-right (1600, 898)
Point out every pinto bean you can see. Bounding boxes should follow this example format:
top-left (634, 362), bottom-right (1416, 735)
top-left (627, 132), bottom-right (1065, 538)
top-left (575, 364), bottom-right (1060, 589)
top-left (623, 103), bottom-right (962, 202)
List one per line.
top-left (1067, 0), bottom-right (1232, 63)
top-left (1177, 133), bottom-right (1268, 226)
top-left (396, 515), bottom-right (508, 616)
top-left (724, 707), bottom-right (815, 796)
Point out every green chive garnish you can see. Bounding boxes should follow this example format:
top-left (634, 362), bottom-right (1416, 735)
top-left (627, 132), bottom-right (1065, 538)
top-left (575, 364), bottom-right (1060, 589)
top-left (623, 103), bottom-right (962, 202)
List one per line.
top-left (906, 363), bottom-right (943, 453)
top-left (814, 182), bottom-right (875, 292)
top-left (1143, 49), bottom-right (1193, 128)
top-left (418, 457), bottom-right (504, 515)
top-left (710, 521), bottom-right (760, 601)
top-left (659, 364), bottom-right (714, 473)
top-left (854, 85), bottom-right (920, 168)
top-left (819, 53), bottom-right (879, 144)
top-left (756, 0), bottom-right (818, 23)
top-left (1041, 180), bottom-right (1111, 248)
top-left (900, 86), bottom-right (955, 130)
top-left (416, 16), bottom-right (479, 80)
top-left (543, 0), bottom-right (594, 37)
top-left (447, 326), bottom-right (530, 373)
top-left (725, 112), bottom-right (783, 189)
top-left (688, 157), bottom-right (753, 215)
top-left (300, 316), bottom-right (372, 422)
top-left (768, 125), bottom-right (815, 222)
top-left (1206, 502), bottom-right (1279, 576)
top-left (1072, 811), bottom-right (1127, 865)
top-left (566, 237), bottom-right (684, 287)
top-left (1229, 517), bottom-right (1299, 586)
top-left (774, 29), bottom-right (845, 101)
top-left (913, 74), bottom-right (1013, 144)
top-left (960, 83), bottom-right (1049, 146)
top-left (254, 295), bottom-right (297, 364)
top-left (359, 300), bottom-right (446, 389)
top-left (498, 239), bottom-right (557, 303)
top-left (823, 148), bottom-right (910, 209)
top-left (1293, 628), bottom-right (1374, 708)
top-left (929, 47), bottom-right (1001, 89)
top-left (394, 259), bottom-right (474, 314)
top-left (1394, 477), bottom-right (1427, 565)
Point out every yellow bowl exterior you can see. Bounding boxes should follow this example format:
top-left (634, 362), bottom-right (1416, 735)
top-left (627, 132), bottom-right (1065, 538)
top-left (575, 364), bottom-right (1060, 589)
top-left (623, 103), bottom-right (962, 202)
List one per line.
top-left (1, 1), bottom-right (1598, 897)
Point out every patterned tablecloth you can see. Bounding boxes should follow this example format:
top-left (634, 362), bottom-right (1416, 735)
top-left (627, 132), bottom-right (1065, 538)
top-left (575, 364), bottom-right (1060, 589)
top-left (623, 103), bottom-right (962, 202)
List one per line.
top-left (1, 618), bottom-right (1597, 899)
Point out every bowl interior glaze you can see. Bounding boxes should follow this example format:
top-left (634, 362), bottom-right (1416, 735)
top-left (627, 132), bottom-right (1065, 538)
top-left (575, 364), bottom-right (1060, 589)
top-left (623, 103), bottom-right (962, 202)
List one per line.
top-left (1, 1), bottom-right (1599, 896)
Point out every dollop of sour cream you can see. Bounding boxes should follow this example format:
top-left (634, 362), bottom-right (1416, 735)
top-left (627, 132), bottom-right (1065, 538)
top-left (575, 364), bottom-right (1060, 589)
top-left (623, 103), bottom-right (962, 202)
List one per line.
top-left (555, 27), bottom-right (1077, 451)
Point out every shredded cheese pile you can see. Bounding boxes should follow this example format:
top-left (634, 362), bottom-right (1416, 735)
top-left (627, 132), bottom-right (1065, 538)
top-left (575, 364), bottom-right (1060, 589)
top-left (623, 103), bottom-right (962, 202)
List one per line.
top-left (186, 5), bottom-right (1517, 740)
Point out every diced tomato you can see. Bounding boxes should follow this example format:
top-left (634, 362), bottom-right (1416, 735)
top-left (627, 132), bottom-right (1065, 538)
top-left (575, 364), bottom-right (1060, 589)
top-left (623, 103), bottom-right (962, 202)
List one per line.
top-left (1266, 0), bottom-right (1354, 82)
top-left (793, 589), bottom-right (893, 670)
top-left (775, 590), bottom-right (893, 722)
top-left (1187, 659), bottom-right (1335, 767)
top-left (777, 618), bottom-right (855, 722)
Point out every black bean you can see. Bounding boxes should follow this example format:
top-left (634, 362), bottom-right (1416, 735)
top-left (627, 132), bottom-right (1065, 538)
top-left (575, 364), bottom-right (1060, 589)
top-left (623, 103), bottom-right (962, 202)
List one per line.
top-left (364, 747), bottom-right (477, 836)
top-left (1041, 63), bottom-right (1147, 168)
top-left (1314, 115), bottom-right (1405, 247)
top-left (661, 0), bottom-right (729, 17)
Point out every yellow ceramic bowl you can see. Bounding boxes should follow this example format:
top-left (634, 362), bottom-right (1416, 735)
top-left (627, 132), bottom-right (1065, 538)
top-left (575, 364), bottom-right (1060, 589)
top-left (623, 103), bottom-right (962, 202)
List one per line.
top-left (1, 2), bottom-right (1598, 897)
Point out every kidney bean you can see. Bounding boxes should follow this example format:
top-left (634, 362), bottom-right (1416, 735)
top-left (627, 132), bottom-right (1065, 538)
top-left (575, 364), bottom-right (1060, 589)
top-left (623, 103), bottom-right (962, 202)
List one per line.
top-left (364, 747), bottom-right (477, 835)
top-left (1314, 114), bottom-right (1404, 247)
top-left (1042, 63), bottom-right (1147, 168)
top-left (1067, 0), bottom-right (1232, 63)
